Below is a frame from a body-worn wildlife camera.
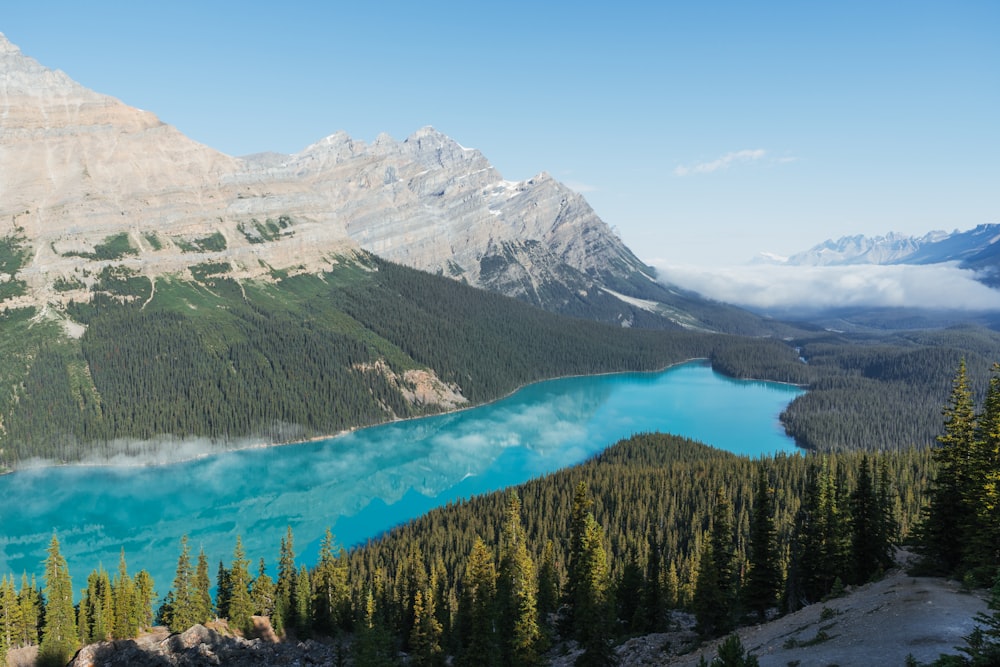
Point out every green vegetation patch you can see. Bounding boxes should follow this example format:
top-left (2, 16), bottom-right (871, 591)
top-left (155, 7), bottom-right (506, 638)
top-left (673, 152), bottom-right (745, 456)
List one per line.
top-left (53, 276), bottom-right (86, 292)
top-left (189, 261), bottom-right (233, 283)
top-left (237, 215), bottom-right (291, 244)
top-left (62, 232), bottom-right (138, 261)
top-left (172, 232), bottom-right (228, 253)
top-left (0, 233), bottom-right (32, 300)
top-left (143, 232), bottom-right (164, 251)
top-left (0, 232), bottom-right (31, 274)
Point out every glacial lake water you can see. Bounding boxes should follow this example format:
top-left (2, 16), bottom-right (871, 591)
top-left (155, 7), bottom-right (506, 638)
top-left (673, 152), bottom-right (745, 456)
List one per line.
top-left (0, 361), bottom-right (803, 592)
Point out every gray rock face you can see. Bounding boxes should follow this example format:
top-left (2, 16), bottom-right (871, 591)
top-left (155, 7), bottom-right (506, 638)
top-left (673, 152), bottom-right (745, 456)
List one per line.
top-left (69, 623), bottom-right (344, 667)
top-left (0, 32), bottom-right (653, 318)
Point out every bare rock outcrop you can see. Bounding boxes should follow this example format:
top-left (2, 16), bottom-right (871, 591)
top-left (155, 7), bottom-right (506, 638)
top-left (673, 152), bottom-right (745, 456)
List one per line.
top-left (69, 621), bottom-right (344, 667)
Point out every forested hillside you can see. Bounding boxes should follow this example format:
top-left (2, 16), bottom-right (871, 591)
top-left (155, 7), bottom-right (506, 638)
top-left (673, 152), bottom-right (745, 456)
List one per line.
top-left (3, 248), bottom-right (1000, 468)
top-left (0, 253), bottom-right (730, 467)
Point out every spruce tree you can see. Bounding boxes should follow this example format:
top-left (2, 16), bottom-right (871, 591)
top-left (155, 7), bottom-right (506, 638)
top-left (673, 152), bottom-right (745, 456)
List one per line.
top-left (134, 569), bottom-right (156, 631)
top-left (166, 535), bottom-right (195, 632)
top-left (919, 359), bottom-right (977, 574)
top-left (313, 528), bottom-right (349, 635)
top-left (849, 456), bottom-right (891, 584)
top-left (1, 575), bottom-right (22, 652)
top-left (215, 560), bottom-right (232, 620)
top-left (695, 489), bottom-right (737, 634)
top-left (295, 565), bottom-right (312, 635)
top-left (409, 588), bottom-right (444, 667)
top-left (112, 548), bottom-right (139, 639)
top-left (639, 524), bottom-right (664, 632)
top-left (497, 492), bottom-right (540, 666)
top-left (193, 548), bottom-right (213, 625)
top-left (276, 526), bottom-right (297, 633)
top-left (227, 535), bottom-right (255, 634)
top-left (251, 558), bottom-right (276, 620)
top-left (573, 513), bottom-right (615, 666)
top-left (566, 481), bottom-right (593, 617)
top-left (39, 534), bottom-right (78, 667)
top-left (456, 536), bottom-right (497, 667)
top-left (968, 364), bottom-right (1000, 577)
top-left (17, 573), bottom-right (40, 647)
top-left (536, 539), bottom-right (560, 626)
top-left (744, 465), bottom-right (781, 620)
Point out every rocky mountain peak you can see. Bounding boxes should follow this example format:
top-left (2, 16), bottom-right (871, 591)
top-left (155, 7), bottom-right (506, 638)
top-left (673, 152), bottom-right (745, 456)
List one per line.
top-left (0, 34), bottom-right (697, 330)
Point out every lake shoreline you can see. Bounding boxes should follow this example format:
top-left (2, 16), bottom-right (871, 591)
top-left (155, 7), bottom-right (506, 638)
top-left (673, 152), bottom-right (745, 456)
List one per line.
top-left (0, 357), bottom-right (803, 475)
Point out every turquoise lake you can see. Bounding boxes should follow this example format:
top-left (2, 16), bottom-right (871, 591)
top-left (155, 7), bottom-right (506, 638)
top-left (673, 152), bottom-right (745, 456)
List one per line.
top-left (0, 361), bottom-right (803, 592)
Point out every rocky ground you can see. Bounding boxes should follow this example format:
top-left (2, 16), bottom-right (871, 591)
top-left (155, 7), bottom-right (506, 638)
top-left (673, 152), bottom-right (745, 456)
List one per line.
top-left (654, 566), bottom-right (988, 666)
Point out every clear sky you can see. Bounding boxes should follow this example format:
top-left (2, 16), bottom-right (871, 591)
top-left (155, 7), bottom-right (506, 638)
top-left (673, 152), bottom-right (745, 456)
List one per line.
top-left (2, 1), bottom-right (998, 269)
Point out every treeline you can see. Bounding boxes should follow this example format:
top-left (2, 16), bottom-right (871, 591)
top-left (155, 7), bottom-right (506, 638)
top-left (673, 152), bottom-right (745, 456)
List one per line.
top-left (0, 433), bottom-right (939, 665)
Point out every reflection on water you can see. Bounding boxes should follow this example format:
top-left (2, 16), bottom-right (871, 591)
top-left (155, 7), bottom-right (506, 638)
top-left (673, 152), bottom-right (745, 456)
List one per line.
top-left (0, 362), bottom-right (802, 591)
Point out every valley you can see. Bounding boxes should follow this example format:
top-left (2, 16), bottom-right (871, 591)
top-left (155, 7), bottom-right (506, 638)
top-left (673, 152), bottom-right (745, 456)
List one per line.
top-left (0, 24), bottom-right (999, 667)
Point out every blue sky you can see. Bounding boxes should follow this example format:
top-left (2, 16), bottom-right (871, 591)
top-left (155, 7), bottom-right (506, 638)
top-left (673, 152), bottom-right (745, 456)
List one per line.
top-left (3, 1), bottom-right (998, 269)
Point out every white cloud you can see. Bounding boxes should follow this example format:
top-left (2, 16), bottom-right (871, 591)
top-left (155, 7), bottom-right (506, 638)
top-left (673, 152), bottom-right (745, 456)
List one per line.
top-left (650, 261), bottom-right (1000, 312)
top-left (564, 180), bottom-right (599, 193)
top-left (674, 149), bottom-right (767, 176)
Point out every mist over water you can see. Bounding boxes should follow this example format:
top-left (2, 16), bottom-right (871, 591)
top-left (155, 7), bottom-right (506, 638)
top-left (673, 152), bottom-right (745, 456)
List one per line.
top-left (0, 362), bottom-right (802, 593)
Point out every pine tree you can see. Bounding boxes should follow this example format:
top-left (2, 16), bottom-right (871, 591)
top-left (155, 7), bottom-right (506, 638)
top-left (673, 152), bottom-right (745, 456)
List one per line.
top-left (276, 526), bottom-right (297, 633)
top-left (39, 534), bottom-right (78, 667)
top-left (165, 535), bottom-right (196, 632)
top-left (536, 539), bottom-right (560, 626)
top-left (215, 561), bottom-right (232, 621)
top-left (251, 558), bottom-right (277, 620)
top-left (744, 465), bottom-right (781, 620)
top-left (566, 481), bottom-right (593, 618)
top-left (409, 588), bottom-right (444, 667)
top-left (227, 535), bottom-right (255, 634)
top-left (695, 489), bottom-right (737, 635)
top-left (968, 364), bottom-right (1000, 577)
top-left (112, 548), bottom-right (139, 639)
top-left (17, 573), bottom-right (41, 647)
top-left (79, 566), bottom-right (113, 643)
top-left (1, 575), bottom-right (22, 652)
top-left (193, 547), bottom-right (213, 625)
top-left (313, 528), bottom-right (349, 635)
top-left (574, 513), bottom-right (616, 667)
top-left (497, 492), bottom-right (540, 666)
top-left (849, 456), bottom-right (892, 584)
top-left (639, 524), bottom-right (664, 632)
top-left (295, 565), bottom-right (312, 635)
top-left (456, 536), bottom-right (497, 667)
top-left (134, 569), bottom-right (156, 631)
top-left (919, 359), bottom-right (977, 574)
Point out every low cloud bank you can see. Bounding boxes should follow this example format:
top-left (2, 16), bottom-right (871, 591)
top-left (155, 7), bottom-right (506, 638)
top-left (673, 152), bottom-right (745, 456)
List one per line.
top-left (651, 261), bottom-right (1000, 312)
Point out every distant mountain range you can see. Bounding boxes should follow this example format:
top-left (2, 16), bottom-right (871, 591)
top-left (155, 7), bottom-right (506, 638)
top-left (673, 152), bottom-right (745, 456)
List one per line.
top-left (761, 224), bottom-right (1000, 284)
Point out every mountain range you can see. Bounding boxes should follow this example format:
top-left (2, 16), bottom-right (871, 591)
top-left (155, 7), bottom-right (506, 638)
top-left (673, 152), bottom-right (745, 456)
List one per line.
top-left (762, 224), bottom-right (1000, 284)
top-left (0, 33), bottom-right (800, 466)
top-left (0, 32), bottom-right (772, 334)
